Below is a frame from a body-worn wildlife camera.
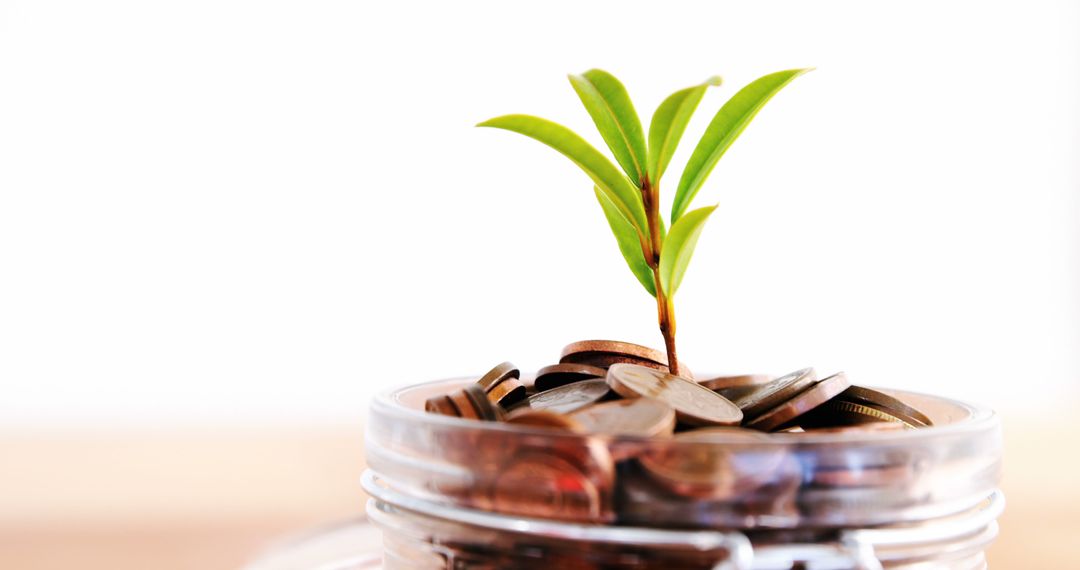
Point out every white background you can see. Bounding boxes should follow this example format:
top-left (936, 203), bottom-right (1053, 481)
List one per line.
top-left (1, 0), bottom-right (1077, 425)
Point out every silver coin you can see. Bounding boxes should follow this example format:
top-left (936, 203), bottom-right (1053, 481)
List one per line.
top-left (516, 378), bottom-right (610, 415)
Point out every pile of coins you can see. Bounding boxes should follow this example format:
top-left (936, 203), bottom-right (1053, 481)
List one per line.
top-left (425, 339), bottom-right (931, 434)
top-left (421, 340), bottom-right (936, 525)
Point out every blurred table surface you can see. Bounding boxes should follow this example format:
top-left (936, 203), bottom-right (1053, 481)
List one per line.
top-left (1, 415), bottom-right (1076, 569)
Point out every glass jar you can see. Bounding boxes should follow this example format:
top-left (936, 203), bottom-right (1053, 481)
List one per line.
top-left (364, 377), bottom-right (1003, 569)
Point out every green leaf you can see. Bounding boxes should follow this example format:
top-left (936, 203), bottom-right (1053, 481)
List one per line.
top-left (569, 69), bottom-right (648, 186)
top-left (478, 114), bottom-right (649, 233)
top-left (647, 76), bottom-right (722, 186)
top-left (593, 187), bottom-right (655, 297)
top-left (671, 69), bottom-right (811, 222)
top-left (659, 205), bottom-right (717, 296)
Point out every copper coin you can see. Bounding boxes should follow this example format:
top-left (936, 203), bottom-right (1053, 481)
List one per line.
top-left (489, 451), bottom-right (604, 522)
top-left (560, 352), bottom-right (694, 377)
top-left (447, 389), bottom-right (479, 420)
top-left (505, 408), bottom-right (585, 431)
top-left (534, 363), bottom-right (607, 392)
top-left (559, 340), bottom-right (693, 379)
top-left (568, 397), bottom-right (676, 437)
top-left (424, 394), bottom-right (459, 417)
top-left (560, 340), bottom-right (667, 363)
top-left (746, 372), bottom-right (851, 432)
top-left (476, 361), bottom-right (520, 391)
top-left (732, 368), bottom-right (817, 419)
top-left (463, 384), bottom-right (501, 421)
top-left (615, 452), bottom-right (800, 528)
top-left (699, 373), bottom-right (777, 392)
top-left (837, 386), bottom-right (933, 427)
top-left (561, 351), bottom-right (694, 379)
top-left (515, 378), bottom-right (611, 415)
top-left (607, 364), bottom-right (742, 426)
top-left (486, 377), bottom-right (527, 407)
top-left (638, 427), bottom-right (786, 499)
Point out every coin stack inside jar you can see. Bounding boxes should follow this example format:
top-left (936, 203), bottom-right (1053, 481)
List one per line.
top-left (421, 340), bottom-right (936, 527)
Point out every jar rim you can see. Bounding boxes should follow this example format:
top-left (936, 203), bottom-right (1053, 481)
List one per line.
top-left (372, 376), bottom-right (999, 446)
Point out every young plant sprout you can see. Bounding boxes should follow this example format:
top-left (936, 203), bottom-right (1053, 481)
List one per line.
top-left (479, 68), bottom-right (810, 376)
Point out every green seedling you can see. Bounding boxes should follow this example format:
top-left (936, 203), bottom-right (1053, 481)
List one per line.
top-left (479, 68), bottom-right (810, 375)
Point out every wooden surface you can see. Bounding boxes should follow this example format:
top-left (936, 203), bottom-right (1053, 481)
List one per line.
top-left (0, 416), bottom-right (1075, 569)
top-left (0, 428), bottom-right (368, 570)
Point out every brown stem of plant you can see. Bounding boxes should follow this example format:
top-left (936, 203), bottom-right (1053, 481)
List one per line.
top-left (641, 177), bottom-right (680, 377)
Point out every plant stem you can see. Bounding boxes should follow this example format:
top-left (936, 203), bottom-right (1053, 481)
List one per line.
top-left (641, 177), bottom-right (680, 377)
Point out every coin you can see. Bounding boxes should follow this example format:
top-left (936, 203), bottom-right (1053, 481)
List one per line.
top-left (515, 378), bottom-right (611, 415)
top-left (562, 353), bottom-right (695, 379)
top-left (637, 427), bottom-right (786, 499)
top-left (746, 372), bottom-right (852, 432)
top-left (615, 455), bottom-right (800, 529)
top-left (534, 363), bottom-right (607, 392)
top-left (486, 377), bottom-right (527, 407)
top-left (732, 368), bottom-right (817, 419)
top-left (559, 340), bottom-right (693, 379)
top-left (800, 399), bottom-right (918, 428)
top-left (836, 386), bottom-right (933, 427)
top-left (698, 373), bottom-right (773, 392)
top-left (506, 408), bottom-right (585, 431)
top-left (568, 397), bottom-right (676, 437)
top-left (476, 361), bottom-right (520, 391)
top-left (560, 340), bottom-right (668, 363)
top-left (448, 388), bottom-right (480, 420)
top-left (476, 362), bottom-right (527, 407)
top-left (424, 394), bottom-right (459, 417)
top-left (463, 383), bottom-right (502, 421)
top-left (606, 364), bottom-right (742, 426)
top-left (489, 451), bottom-right (605, 522)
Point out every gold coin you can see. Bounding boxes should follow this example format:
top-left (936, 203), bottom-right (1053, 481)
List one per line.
top-left (836, 386), bottom-right (933, 427)
top-left (568, 397), bottom-right (676, 437)
top-left (807, 400), bottom-right (918, 428)
top-left (606, 364), bottom-right (742, 426)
